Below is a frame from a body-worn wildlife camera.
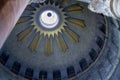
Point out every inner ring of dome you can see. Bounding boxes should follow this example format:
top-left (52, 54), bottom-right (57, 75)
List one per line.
top-left (36, 7), bottom-right (63, 31)
top-left (40, 10), bottom-right (59, 29)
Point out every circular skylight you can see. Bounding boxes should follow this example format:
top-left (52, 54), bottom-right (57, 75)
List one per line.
top-left (40, 10), bottom-right (59, 29)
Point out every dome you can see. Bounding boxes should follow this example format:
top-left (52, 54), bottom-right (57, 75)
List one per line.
top-left (0, 0), bottom-right (120, 80)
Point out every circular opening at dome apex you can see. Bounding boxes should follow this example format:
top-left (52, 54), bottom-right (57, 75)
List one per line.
top-left (47, 12), bottom-right (52, 17)
top-left (40, 10), bottom-right (59, 29)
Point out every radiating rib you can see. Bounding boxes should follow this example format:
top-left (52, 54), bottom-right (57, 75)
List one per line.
top-left (16, 16), bottom-right (32, 28)
top-left (67, 10), bottom-right (83, 14)
top-left (67, 17), bottom-right (85, 29)
top-left (45, 37), bottom-right (53, 55)
top-left (64, 3), bottom-right (83, 12)
top-left (24, 6), bottom-right (35, 15)
top-left (59, 0), bottom-right (68, 4)
top-left (23, 10), bottom-right (34, 15)
top-left (29, 33), bottom-right (42, 51)
top-left (17, 26), bottom-right (33, 42)
top-left (17, 16), bottom-right (32, 24)
top-left (65, 28), bottom-right (79, 43)
top-left (56, 33), bottom-right (68, 52)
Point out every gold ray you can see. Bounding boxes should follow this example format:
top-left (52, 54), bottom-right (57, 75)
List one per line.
top-left (65, 28), bottom-right (79, 43)
top-left (56, 34), bottom-right (68, 52)
top-left (15, 21), bottom-right (32, 28)
top-left (67, 17), bottom-right (85, 29)
top-left (17, 26), bottom-right (33, 42)
top-left (59, 0), bottom-right (69, 4)
top-left (17, 16), bottom-right (31, 24)
top-left (16, 16), bottom-right (32, 28)
top-left (48, 0), bottom-right (51, 6)
top-left (65, 4), bottom-right (83, 12)
top-left (23, 5), bottom-right (35, 16)
top-left (23, 10), bottom-right (34, 15)
top-left (67, 10), bottom-right (83, 14)
top-left (29, 33), bottom-right (42, 51)
top-left (45, 37), bottom-right (53, 55)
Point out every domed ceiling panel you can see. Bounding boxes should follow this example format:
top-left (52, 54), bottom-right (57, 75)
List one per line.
top-left (16, 0), bottom-right (85, 55)
top-left (0, 0), bottom-right (110, 80)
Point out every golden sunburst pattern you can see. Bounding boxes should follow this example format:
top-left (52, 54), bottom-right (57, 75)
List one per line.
top-left (16, 0), bottom-right (85, 55)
